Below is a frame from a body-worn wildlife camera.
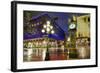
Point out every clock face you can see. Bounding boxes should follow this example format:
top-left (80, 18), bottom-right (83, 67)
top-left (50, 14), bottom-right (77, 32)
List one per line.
top-left (69, 23), bottom-right (76, 29)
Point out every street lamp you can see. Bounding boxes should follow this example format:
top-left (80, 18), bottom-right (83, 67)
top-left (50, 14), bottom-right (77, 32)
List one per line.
top-left (41, 20), bottom-right (55, 61)
top-left (42, 20), bottom-right (55, 34)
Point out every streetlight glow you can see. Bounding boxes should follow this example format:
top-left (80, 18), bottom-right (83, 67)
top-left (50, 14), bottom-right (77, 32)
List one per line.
top-left (46, 20), bottom-right (50, 25)
top-left (47, 24), bottom-right (50, 27)
top-left (51, 30), bottom-right (55, 34)
top-left (43, 24), bottom-right (46, 28)
top-left (46, 27), bottom-right (50, 32)
top-left (50, 26), bottom-right (53, 29)
top-left (42, 29), bottom-right (45, 33)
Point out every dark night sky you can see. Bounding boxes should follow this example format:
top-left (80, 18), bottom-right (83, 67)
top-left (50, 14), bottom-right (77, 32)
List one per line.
top-left (30, 11), bottom-right (87, 33)
top-left (24, 11), bottom-right (88, 40)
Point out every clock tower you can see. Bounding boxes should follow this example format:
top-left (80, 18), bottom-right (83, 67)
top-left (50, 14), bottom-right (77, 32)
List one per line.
top-left (68, 15), bottom-right (77, 48)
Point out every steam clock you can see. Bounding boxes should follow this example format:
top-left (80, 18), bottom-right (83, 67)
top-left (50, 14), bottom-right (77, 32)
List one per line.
top-left (68, 15), bottom-right (77, 48)
top-left (67, 15), bottom-right (78, 59)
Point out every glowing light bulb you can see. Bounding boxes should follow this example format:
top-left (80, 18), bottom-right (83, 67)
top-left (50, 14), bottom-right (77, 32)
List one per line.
top-left (43, 25), bottom-right (46, 28)
top-left (46, 27), bottom-right (50, 32)
top-left (47, 24), bottom-right (50, 27)
top-left (51, 30), bottom-right (55, 34)
top-left (41, 29), bottom-right (45, 33)
top-left (47, 20), bottom-right (50, 25)
top-left (50, 26), bottom-right (53, 29)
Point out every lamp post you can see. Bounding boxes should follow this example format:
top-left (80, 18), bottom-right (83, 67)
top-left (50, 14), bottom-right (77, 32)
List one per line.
top-left (41, 20), bottom-right (55, 61)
